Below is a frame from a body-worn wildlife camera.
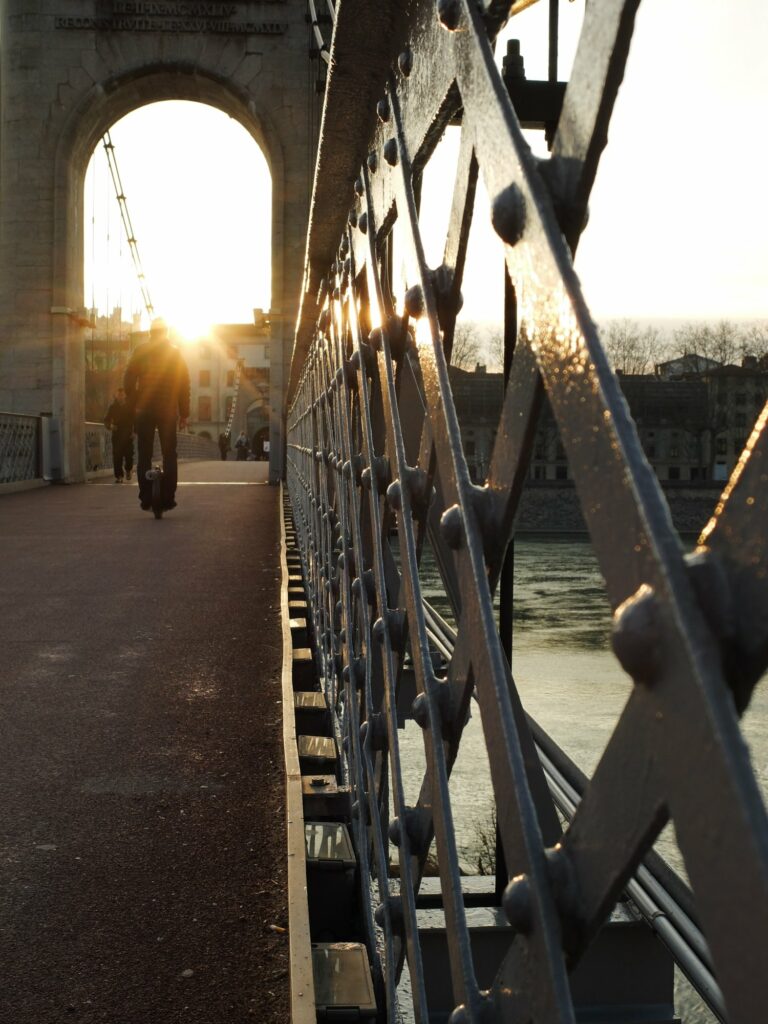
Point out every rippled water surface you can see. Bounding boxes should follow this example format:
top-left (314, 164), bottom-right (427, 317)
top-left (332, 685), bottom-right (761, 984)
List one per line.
top-left (396, 535), bottom-right (767, 1023)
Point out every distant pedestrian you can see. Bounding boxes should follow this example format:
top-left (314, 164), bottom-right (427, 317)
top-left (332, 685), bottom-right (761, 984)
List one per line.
top-left (218, 432), bottom-right (230, 461)
top-left (234, 430), bottom-right (249, 461)
top-left (124, 318), bottom-right (190, 512)
top-left (103, 387), bottom-right (134, 483)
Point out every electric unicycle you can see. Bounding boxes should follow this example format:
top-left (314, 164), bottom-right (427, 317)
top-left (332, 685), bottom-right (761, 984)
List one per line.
top-left (146, 464), bottom-right (164, 519)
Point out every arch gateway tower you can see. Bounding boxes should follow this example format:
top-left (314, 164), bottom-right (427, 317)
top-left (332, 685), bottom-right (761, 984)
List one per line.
top-left (0, 0), bottom-right (316, 482)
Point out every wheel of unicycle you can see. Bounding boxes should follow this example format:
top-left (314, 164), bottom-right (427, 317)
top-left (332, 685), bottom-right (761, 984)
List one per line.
top-left (146, 465), bottom-right (164, 519)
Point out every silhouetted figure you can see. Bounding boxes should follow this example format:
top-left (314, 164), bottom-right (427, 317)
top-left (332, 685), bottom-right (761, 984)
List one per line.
top-left (103, 387), bottom-right (134, 483)
top-left (218, 432), bottom-right (230, 461)
top-left (234, 430), bottom-right (249, 461)
top-left (124, 318), bottom-right (190, 512)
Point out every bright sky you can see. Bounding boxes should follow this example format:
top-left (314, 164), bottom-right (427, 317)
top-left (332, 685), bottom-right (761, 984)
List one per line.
top-left (85, 0), bottom-right (767, 340)
top-left (84, 101), bottom-right (271, 339)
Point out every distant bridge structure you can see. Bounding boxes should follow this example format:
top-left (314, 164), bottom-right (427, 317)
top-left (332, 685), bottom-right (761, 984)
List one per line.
top-left (0, 0), bottom-right (318, 483)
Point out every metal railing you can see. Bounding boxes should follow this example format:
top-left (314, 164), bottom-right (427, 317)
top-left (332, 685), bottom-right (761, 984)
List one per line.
top-left (0, 412), bottom-right (40, 483)
top-left (286, 1), bottom-right (768, 1021)
top-left (85, 422), bottom-right (114, 472)
top-left (85, 423), bottom-right (220, 474)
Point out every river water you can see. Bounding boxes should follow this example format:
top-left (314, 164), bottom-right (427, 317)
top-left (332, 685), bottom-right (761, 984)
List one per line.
top-left (395, 535), bottom-right (767, 1022)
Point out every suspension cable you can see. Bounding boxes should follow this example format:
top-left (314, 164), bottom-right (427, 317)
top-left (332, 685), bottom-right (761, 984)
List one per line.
top-left (102, 130), bottom-right (155, 322)
top-left (223, 359), bottom-right (245, 439)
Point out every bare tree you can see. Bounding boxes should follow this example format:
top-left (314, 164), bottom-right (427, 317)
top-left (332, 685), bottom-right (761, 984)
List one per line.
top-left (488, 330), bottom-right (504, 372)
top-left (449, 321), bottom-right (480, 369)
top-left (602, 319), bottom-right (664, 375)
top-left (671, 319), bottom-right (743, 366)
top-left (742, 322), bottom-right (768, 361)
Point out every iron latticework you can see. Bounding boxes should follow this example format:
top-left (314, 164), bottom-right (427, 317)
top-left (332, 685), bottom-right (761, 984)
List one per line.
top-left (286, 1), bottom-right (768, 1021)
top-left (0, 413), bottom-right (40, 483)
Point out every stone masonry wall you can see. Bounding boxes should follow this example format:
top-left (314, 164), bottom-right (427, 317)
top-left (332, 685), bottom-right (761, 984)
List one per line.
top-left (517, 484), bottom-right (722, 537)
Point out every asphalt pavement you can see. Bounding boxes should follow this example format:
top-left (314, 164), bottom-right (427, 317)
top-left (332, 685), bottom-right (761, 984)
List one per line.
top-left (0, 460), bottom-right (290, 1023)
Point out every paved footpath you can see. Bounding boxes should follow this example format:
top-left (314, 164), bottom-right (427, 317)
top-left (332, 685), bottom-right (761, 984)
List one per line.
top-left (0, 462), bottom-right (289, 1023)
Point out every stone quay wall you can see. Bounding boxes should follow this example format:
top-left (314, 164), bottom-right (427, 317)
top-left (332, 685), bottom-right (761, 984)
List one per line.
top-left (517, 484), bottom-right (721, 537)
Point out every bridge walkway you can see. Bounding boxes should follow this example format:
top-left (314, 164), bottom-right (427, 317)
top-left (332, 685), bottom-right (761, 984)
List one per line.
top-left (0, 461), bottom-right (289, 1023)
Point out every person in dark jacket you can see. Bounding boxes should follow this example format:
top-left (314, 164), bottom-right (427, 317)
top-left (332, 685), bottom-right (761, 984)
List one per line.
top-left (103, 387), bottom-right (134, 483)
top-left (123, 318), bottom-right (190, 512)
top-left (217, 432), bottom-right (230, 461)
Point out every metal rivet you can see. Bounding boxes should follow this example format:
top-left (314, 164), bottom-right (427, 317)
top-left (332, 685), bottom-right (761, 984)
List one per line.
top-left (611, 583), bottom-right (661, 684)
top-left (367, 152), bottom-right (378, 174)
top-left (383, 138), bottom-right (398, 166)
top-left (412, 692), bottom-right (429, 728)
top-left (404, 284), bottom-right (425, 318)
top-left (348, 207), bottom-right (358, 227)
top-left (491, 183), bottom-right (526, 246)
top-left (358, 211), bottom-right (368, 234)
top-left (503, 873), bottom-right (533, 934)
top-left (386, 480), bottom-right (402, 510)
top-left (398, 48), bottom-right (413, 77)
top-left (354, 176), bottom-right (364, 196)
top-left (377, 97), bottom-right (390, 123)
top-left (388, 818), bottom-right (402, 847)
top-left (440, 504), bottom-right (463, 549)
top-left (437, 0), bottom-right (461, 31)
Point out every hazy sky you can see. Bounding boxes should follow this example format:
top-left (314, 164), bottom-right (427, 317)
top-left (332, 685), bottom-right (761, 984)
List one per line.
top-left (85, 0), bottom-right (767, 337)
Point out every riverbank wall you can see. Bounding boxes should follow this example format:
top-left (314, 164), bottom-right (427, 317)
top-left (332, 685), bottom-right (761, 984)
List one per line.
top-left (517, 483), bottom-right (721, 537)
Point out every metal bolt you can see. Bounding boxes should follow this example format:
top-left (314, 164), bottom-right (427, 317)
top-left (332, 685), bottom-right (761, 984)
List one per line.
top-left (388, 817), bottom-right (402, 847)
top-left (358, 211), bottom-right (368, 235)
top-left (611, 583), bottom-right (661, 684)
top-left (386, 479), bottom-right (402, 510)
top-left (354, 176), bottom-right (364, 196)
top-left (398, 48), bottom-right (413, 77)
top-left (412, 692), bottom-right (430, 728)
top-left (376, 97), bottom-right (390, 123)
top-left (383, 138), bottom-right (398, 166)
top-left (348, 207), bottom-right (358, 227)
top-left (366, 151), bottom-right (378, 174)
top-left (440, 504), bottom-right (464, 549)
top-left (404, 284), bottom-right (425, 318)
top-left (437, 0), bottom-right (461, 31)
top-left (503, 873), bottom-right (533, 934)
top-left (491, 183), bottom-right (526, 246)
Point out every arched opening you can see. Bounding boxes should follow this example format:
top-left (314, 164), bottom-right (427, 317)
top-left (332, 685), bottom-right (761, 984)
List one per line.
top-left (82, 100), bottom-right (272, 424)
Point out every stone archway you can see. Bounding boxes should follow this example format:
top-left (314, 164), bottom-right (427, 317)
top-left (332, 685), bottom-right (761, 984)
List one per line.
top-left (0, 5), bottom-right (315, 483)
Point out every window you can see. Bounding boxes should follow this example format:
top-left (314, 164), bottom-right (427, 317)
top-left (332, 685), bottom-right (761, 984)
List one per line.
top-left (199, 370), bottom-right (211, 388)
top-left (735, 392), bottom-right (746, 405)
top-left (668, 466), bottom-right (681, 480)
top-left (198, 396), bottom-right (212, 421)
top-left (646, 444), bottom-right (656, 458)
top-left (533, 465), bottom-right (546, 480)
top-left (716, 437), bottom-right (727, 455)
top-left (555, 465), bottom-right (568, 480)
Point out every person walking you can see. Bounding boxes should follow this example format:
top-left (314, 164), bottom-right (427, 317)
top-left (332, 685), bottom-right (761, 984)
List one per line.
top-left (234, 430), bottom-right (249, 461)
top-left (123, 318), bottom-right (190, 512)
top-left (103, 387), bottom-right (134, 483)
top-left (217, 432), bottom-right (230, 461)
